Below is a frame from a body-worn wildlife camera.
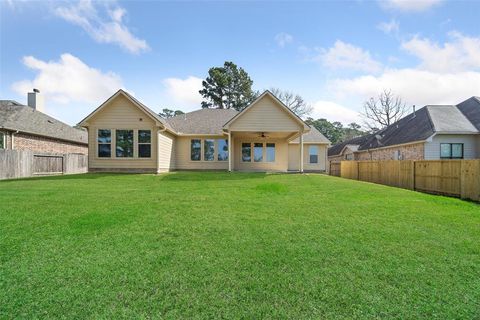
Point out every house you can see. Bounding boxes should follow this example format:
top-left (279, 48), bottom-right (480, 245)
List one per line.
top-left (0, 91), bottom-right (88, 154)
top-left (78, 89), bottom-right (330, 173)
top-left (328, 97), bottom-right (480, 162)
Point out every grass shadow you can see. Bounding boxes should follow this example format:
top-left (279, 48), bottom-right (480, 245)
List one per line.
top-left (159, 171), bottom-right (267, 182)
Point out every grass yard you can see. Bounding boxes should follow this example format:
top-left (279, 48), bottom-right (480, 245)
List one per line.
top-left (0, 172), bottom-right (479, 319)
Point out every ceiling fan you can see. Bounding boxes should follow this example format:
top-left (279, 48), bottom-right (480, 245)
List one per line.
top-left (258, 132), bottom-right (270, 138)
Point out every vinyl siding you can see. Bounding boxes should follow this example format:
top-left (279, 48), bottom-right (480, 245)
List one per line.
top-left (174, 136), bottom-right (229, 170)
top-left (87, 94), bottom-right (158, 170)
top-left (424, 134), bottom-right (479, 160)
top-left (234, 137), bottom-right (289, 171)
top-left (288, 144), bottom-right (327, 171)
top-left (229, 95), bottom-right (302, 132)
top-left (158, 131), bottom-right (175, 172)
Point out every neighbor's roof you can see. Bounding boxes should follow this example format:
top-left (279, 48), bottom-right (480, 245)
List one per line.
top-left (426, 105), bottom-right (478, 133)
top-left (166, 109), bottom-right (239, 135)
top-left (290, 126), bottom-right (330, 144)
top-left (0, 100), bottom-right (88, 144)
top-left (328, 97), bottom-right (480, 156)
top-left (457, 96), bottom-right (480, 131)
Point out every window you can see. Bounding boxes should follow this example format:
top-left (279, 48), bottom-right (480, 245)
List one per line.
top-left (440, 143), bottom-right (464, 159)
top-left (116, 130), bottom-right (133, 157)
top-left (266, 143), bottom-right (275, 162)
top-left (204, 139), bottom-right (215, 161)
top-left (0, 132), bottom-right (4, 149)
top-left (345, 153), bottom-right (353, 161)
top-left (242, 143), bottom-right (251, 162)
top-left (138, 130), bottom-right (151, 158)
top-left (309, 145), bottom-right (318, 163)
top-left (98, 129), bottom-right (111, 157)
top-left (254, 143), bottom-right (263, 162)
top-left (191, 139), bottom-right (201, 161)
top-left (217, 139), bottom-right (228, 161)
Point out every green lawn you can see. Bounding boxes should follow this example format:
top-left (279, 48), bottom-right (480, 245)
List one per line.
top-left (0, 172), bottom-right (479, 319)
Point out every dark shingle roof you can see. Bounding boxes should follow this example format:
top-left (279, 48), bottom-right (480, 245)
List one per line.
top-left (329, 97), bottom-right (480, 156)
top-left (0, 100), bottom-right (87, 144)
top-left (457, 96), bottom-right (480, 131)
top-left (166, 109), bottom-right (239, 135)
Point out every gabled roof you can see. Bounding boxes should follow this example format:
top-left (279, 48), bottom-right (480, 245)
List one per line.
top-left (166, 109), bottom-right (238, 135)
top-left (0, 100), bottom-right (88, 144)
top-left (290, 126), bottom-right (330, 144)
top-left (78, 89), bottom-right (173, 132)
top-left (223, 90), bottom-right (310, 131)
top-left (328, 96), bottom-right (480, 156)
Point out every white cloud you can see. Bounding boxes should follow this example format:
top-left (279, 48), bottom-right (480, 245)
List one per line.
top-left (331, 69), bottom-right (480, 106)
top-left (380, 0), bottom-right (443, 12)
top-left (54, 0), bottom-right (149, 54)
top-left (377, 19), bottom-right (400, 34)
top-left (310, 100), bottom-right (361, 124)
top-left (11, 53), bottom-right (123, 104)
top-left (314, 40), bottom-right (382, 73)
top-left (401, 32), bottom-right (480, 72)
top-left (274, 32), bottom-right (293, 48)
top-left (163, 76), bottom-right (203, 109)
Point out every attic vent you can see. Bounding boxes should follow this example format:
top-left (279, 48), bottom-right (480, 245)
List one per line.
top-left (47, 120), bottom-right (54, 124)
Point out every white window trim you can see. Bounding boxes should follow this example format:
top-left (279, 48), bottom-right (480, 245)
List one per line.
top-left (190, 138), bottom-right (229, 162)
top-left (309, 145), bottom-right (319, 164)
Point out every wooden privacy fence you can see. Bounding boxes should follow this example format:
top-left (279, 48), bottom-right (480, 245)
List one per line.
top-left (339, 160), bottom-right (480, 202)
top-left (0, 150), bottom-right (87, 180)
top-left (329, 162), bottom-right (341, 177)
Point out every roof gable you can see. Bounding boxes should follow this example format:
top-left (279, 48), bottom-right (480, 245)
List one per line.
top-left (78, 90), bottom-right (171, 131)
top-left (223, 91), bottom-right (309, 132)
top-left (457, 96), bottom-right (480, 131)
top-left (426, 105), bottom-right (478, 133)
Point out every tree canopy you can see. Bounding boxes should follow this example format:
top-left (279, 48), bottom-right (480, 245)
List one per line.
top-left (306, 118), bottom-right (366, 145)
top-left (159, 108), bottom-right (184, 119)
top-left (362, 89), bottom-right (408, 131)
top-left (199, 61), bottom-right (257, 111)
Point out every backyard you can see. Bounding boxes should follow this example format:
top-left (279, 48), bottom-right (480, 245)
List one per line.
top-left (0, 172), bottom-right (479, 319)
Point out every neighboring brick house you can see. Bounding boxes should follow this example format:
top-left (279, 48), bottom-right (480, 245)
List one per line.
top-left (328, 96), bottom-right (480, 162)
top-left (0, 99), bottom-right (88, 154)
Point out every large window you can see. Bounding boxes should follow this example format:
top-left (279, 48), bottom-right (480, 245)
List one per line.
top-left (116, 130), bottom-right (134, 158)
top-left (217, 139), bottom-right (228, 161)
top-left (204, 139), bottom-right (215, 161)
top-left (440, 143), bottom-right (464, 159)
top-left (98, 129), bottom-right (111, 157)
top-left (309, 145), bottom-right (318, 163)
top-left (191, 139), bottom-right (201, 161)
top-left (242, 143), bottom-right (251, 162)
top-left (138, 130), bottom-right (151, 158)
top-left (254, 143), bottom-right (263, 162)
top-left (266, 143), bottom-right (275, 162)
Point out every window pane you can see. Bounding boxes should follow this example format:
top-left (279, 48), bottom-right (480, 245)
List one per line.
top-left (242, 143), bottom-right (251, 162)
top-left (98, 129), bottom-right (111, 143)
top-left (204, 139), bottom-right (215, 161)
top-left (309, 146), bottom-right (318, 163)
top-left (452, 144), bottom-right (463, 158)
top-left (191, 139), bottom-right (201, 161)
top-left (0, 132), bottom-right (4, 149)
top-left (139, 144), bottom-right (151, 158)
top-left (254, 143), bottom-right (263, 162)
top-left (116, 130), bottom-right (133, 157)
top-left (440, 144), bottom-right (451, 158)
top-left (98, 144), bottom-right (111, 157)
top-left (266, 143), bottom-right (275, 162)
top-left (138, 130), bottom-right (151, 143)
top-left (217, 139), bottom-right (228, 161)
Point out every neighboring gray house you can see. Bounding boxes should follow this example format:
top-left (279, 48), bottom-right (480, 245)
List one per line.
top-left (329, 96), bottom-right (480, 162)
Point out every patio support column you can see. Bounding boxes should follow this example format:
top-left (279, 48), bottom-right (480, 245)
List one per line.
top-left (228, 131), bottom-right (232, 172)
top-left (300, 133), bottom-right (304, 173)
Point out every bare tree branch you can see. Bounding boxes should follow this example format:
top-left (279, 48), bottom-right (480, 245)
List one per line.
top-left (269, 87), bottom-right (313, 118)
top-left (361, 89), bottom-right (407, 131)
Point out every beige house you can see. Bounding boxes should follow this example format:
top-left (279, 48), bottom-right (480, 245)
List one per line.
top-left (79, 89), bottom-right (330, 173)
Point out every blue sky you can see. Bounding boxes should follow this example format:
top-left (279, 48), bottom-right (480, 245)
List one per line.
top-left (1, 0), bottom-right (479, 125)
